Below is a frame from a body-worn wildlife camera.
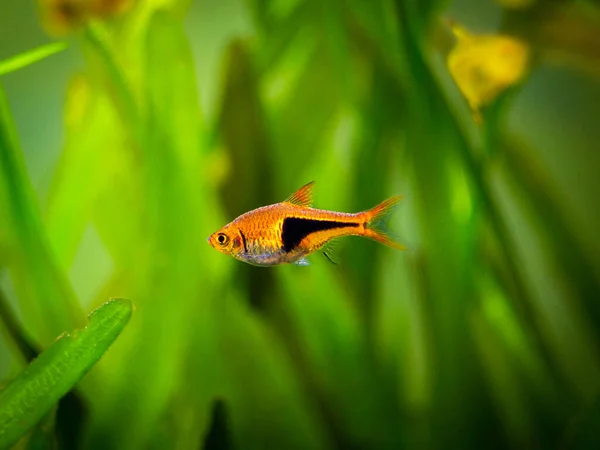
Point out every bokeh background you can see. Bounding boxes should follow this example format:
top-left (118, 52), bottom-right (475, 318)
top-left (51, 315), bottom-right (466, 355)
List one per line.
top-left (1, 0), bottom-right (600, 448)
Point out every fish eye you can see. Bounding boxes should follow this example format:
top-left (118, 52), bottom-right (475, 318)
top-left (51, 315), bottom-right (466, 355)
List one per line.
top-left (217, 233), bottom-right (228, 245)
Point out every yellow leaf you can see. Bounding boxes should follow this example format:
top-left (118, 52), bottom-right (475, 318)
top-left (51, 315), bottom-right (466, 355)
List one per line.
top-left (447, 24), bottom-right (530, 124)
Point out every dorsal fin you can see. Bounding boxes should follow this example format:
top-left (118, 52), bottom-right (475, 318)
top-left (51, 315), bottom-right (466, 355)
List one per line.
top-left (284, 181), bottom-right (314, 207)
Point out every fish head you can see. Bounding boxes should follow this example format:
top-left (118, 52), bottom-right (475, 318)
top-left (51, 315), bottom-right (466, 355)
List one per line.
top-left (207, 224), bottom-right (245, 258)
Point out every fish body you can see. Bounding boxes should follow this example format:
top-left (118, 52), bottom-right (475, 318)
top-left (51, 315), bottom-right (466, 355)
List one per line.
top-left (207, 182), bottom-right (404, 266)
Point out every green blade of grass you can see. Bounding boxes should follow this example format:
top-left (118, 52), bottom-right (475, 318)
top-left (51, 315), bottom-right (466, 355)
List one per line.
top-left (83, 24), bottom-right (140, 131)
top-left (84, 11), bottom-right (211, 449)
top-left (0, 298), bottom-right (133, 449)
top-left (0, 42), bottom-right (67, 77)
top-left (565, 394), bottom-right (600, 449)
top-left (218, 40), bottom-right (273, 221)
top-left (0, 288), bottom-right (38, 363)
top-left (46, 75), bottom-right (131, 270)
top-left (0, 83), bottom-right (84, 344)
top-left (390, 4), bottom-right (490, 446)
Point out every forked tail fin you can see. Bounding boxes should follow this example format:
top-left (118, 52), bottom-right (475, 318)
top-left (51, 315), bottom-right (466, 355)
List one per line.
top-left (363, 196), bottom-right (405, 250)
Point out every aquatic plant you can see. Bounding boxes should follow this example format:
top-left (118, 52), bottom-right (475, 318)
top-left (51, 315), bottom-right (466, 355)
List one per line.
top-left (1, 1), bottom-right (599, 448)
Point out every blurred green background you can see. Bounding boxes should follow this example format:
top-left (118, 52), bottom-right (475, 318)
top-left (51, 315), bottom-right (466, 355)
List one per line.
top-left (1, 0), bottom-right (600, 448)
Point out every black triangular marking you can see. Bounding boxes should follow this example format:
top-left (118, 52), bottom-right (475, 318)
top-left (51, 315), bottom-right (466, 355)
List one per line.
top-left (281, 217), bottom-right (358, 252)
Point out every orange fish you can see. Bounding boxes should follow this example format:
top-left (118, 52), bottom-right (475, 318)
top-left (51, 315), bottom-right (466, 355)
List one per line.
top-left (207, 182), bottom-right (404, 266)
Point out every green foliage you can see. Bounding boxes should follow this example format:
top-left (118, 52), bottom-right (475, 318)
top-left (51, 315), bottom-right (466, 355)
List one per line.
top-left (0, 0), bottom-right (599, 449)
top-left (0, 43), bottom-right (67, 77)
top-left (0, 299), bottom-right (132, 449)
top-left (0, 82), bottom-right (84, 345)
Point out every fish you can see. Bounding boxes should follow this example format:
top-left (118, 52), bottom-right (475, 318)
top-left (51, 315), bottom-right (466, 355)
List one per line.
top-left (207, 181), bottom-right (404, 266)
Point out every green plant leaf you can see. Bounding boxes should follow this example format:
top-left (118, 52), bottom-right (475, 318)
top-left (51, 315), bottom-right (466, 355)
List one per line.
top-left (0, 83), bottom-right (84, 345)
top-left (0, 42), bottom-right (67, 77)
top-left (46, 74), bottom-right (132, 271)
top-left (0, 298), bottom-right (133, 449)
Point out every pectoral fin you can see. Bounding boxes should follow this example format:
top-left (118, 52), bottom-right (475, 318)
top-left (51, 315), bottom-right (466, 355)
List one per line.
top-left (294, 257), bottom-right (311, 266)
top-left (322, 240), bottom-right (340, 265)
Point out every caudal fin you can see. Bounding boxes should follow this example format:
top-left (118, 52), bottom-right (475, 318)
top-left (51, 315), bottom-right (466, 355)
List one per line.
top-left (363, 196), bottom-right (405, 250)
